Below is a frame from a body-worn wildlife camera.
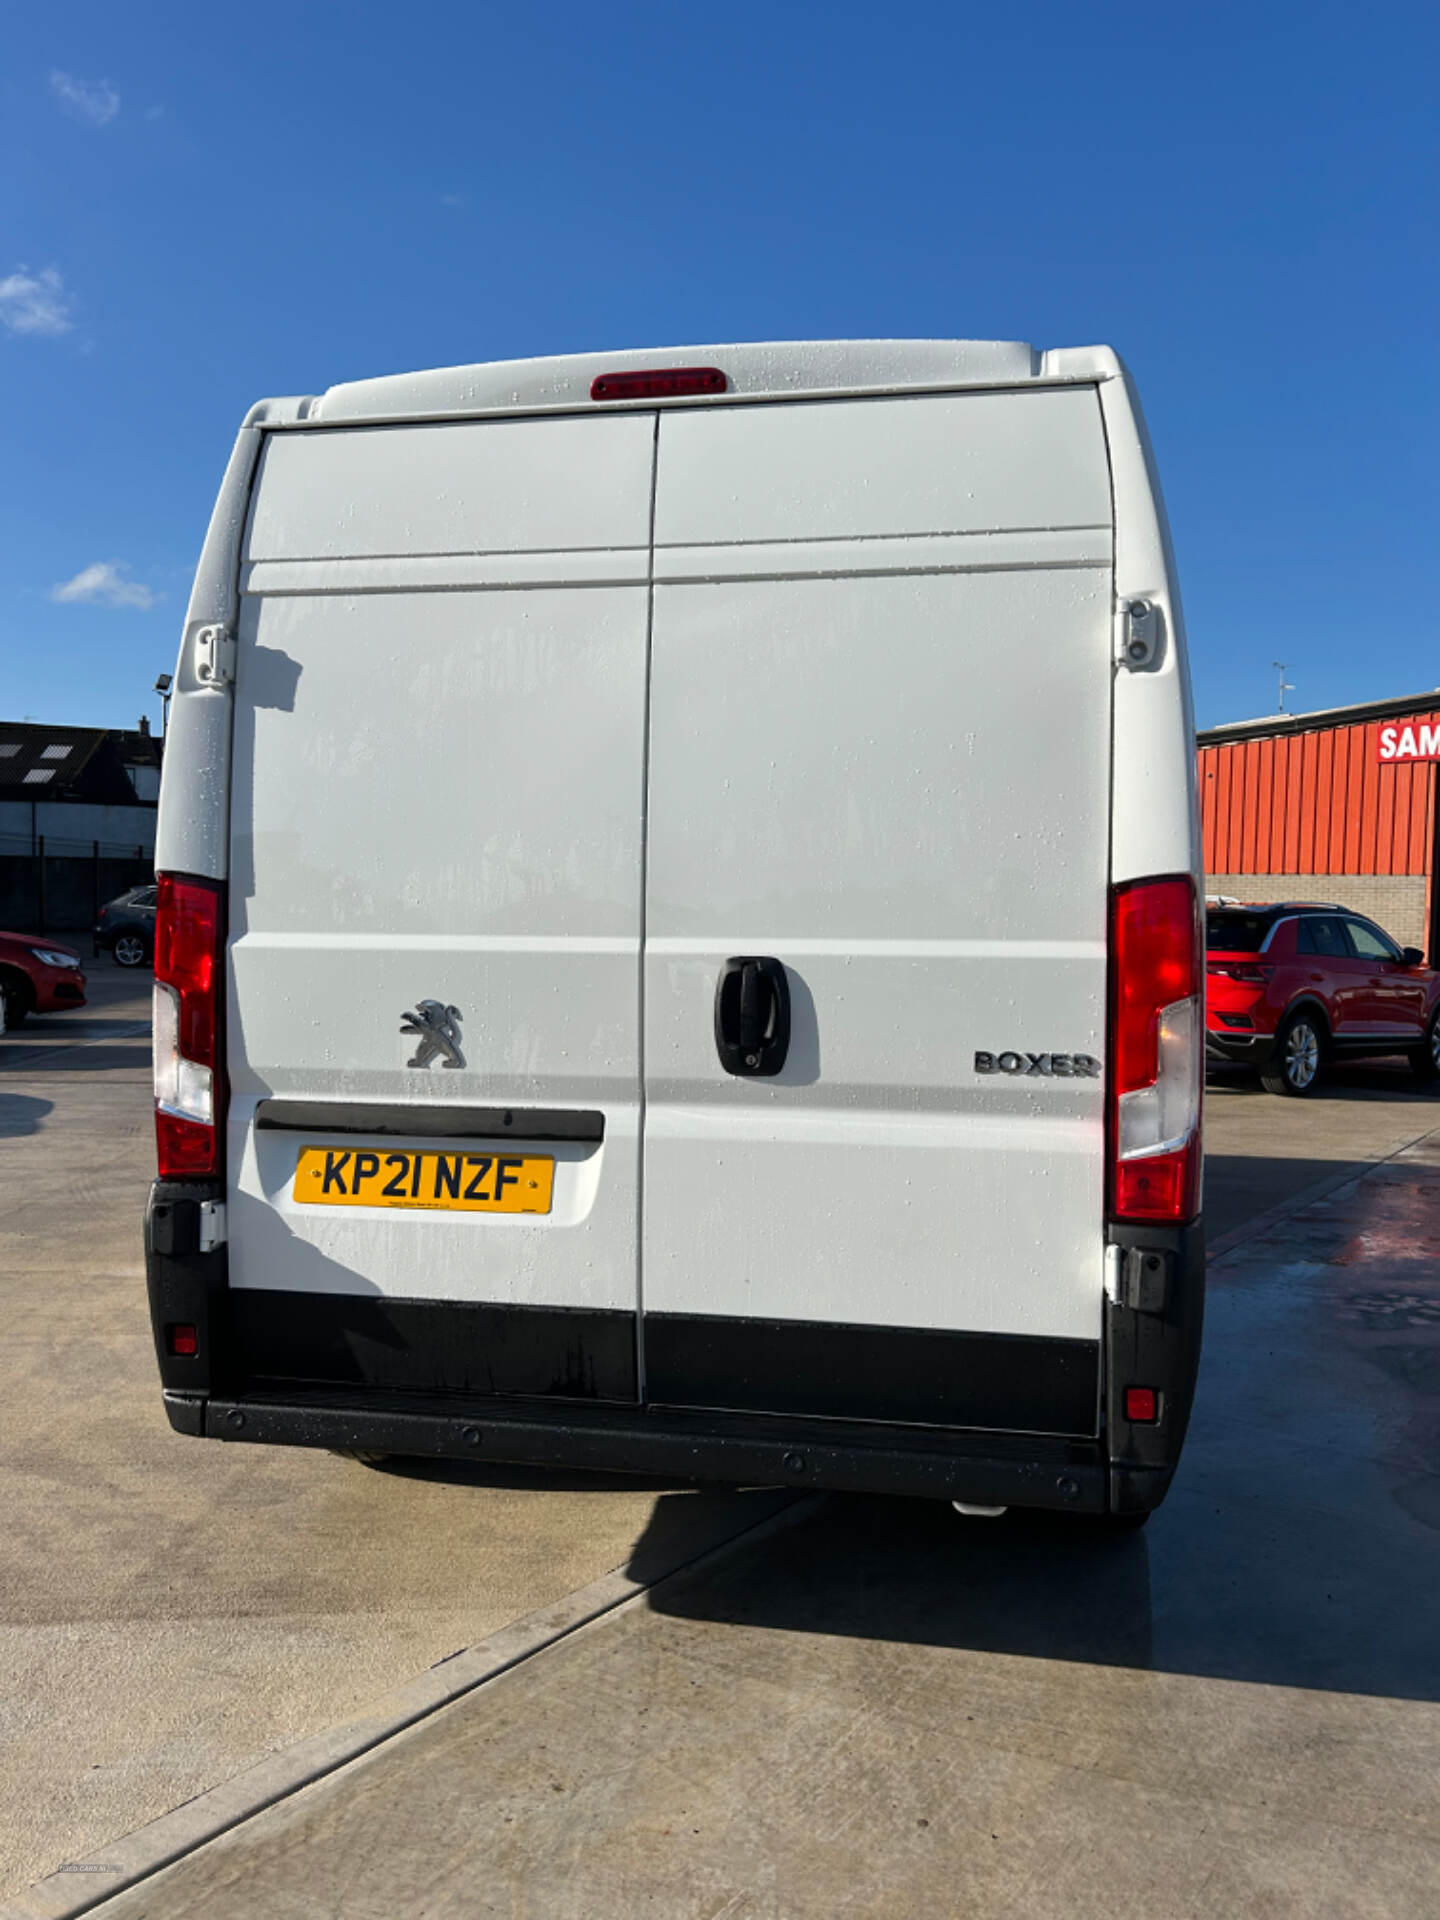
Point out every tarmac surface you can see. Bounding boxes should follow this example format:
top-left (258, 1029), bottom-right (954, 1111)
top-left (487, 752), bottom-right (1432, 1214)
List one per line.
top-left (4, 964), bottom-right (1440, 1914)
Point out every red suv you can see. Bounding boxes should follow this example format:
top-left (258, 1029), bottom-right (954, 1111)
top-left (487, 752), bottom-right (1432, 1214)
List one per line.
top-left (1206, 902), bottom-right (1440, 1095)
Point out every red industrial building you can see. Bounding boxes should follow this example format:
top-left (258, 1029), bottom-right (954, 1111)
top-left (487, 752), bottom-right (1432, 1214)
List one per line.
top-left (1198, 689), bottom-right (1440, 961)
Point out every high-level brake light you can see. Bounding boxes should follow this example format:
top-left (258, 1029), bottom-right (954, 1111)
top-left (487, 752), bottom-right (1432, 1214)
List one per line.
top-left (1109, 876), bottom-right (1202, 1223)
top-left (590, 367), bottom-right (727, 401)
top-left (154, 874), bottom-right (226, 1178)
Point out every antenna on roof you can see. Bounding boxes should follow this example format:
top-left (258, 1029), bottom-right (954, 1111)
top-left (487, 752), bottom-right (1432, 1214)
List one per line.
top-left (1273, 662), bottom-right (1295, 714)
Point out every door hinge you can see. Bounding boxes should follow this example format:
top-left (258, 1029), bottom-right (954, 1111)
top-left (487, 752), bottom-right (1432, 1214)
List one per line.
top-left (1105, 1245), bottom-right (1170, 1313)
top-left (1116, 598), bottom-right (1160, 670)
top-left (193, 624), bottom-right (236, 687)
top-left (198, 1200), bottom-right (227, 1252)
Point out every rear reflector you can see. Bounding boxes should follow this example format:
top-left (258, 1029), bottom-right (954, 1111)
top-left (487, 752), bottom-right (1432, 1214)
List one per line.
top-left (1109, 876), bottom-right (1202, 1224)
top-left (167, 1323), bottom-right (199, 1357)
top-left (154, 874), bottom-right (226, 1178)
top-left (590, 367), bottom-right (727, 401)
top-left (1124, 1386), bottom-right (1158, 1423)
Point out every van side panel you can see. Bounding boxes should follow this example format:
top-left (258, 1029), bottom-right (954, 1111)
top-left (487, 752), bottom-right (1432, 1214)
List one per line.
top-left (641, 390), bottom-right (1114, 1433)
top-left (1085, 353), bottom-right (1201, 889)
top-left (154, 427), bottom-right (262, 883)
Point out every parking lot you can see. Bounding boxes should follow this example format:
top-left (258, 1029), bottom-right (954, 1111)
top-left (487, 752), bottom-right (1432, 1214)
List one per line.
top-left (4, 971), bottom-right (1440, 1917)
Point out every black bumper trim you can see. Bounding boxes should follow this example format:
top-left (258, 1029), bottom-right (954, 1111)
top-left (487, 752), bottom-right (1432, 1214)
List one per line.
top-left (228, 1289), bottom-right (638, 1404)
top-left (173, 1389), bottom-right (1108, 1512)
top-left (645, 1312), bottom-right (1099, 1436)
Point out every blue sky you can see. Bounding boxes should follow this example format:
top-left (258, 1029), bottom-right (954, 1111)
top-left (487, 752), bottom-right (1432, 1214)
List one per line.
top-left (3, 0), bottom-right (1436, 733)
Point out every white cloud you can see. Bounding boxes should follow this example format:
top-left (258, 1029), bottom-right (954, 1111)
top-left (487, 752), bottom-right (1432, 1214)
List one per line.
top-left (50, 70), bottom-right (120, 126)
top-left (0, 266), bottom-right (73, 336)
top-left (50, 563), bottom-right (161, 611)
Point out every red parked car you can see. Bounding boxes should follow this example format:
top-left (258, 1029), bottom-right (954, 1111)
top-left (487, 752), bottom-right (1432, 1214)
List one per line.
top-left (0, 931), bottom-right (88, 1029)
top-left (1206, 902), bottom-right (1440, 1095)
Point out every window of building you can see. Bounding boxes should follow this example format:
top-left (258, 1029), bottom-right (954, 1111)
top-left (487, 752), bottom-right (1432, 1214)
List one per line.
top-left (21, 769), bottom-right (54, 785)
top-left (40, 744), bottom-right (71, 760)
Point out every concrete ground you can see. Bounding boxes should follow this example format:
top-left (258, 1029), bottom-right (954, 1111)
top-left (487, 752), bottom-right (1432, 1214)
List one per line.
top-left (1202, 1055), bottom-right (1440, 1238)
top-left (3, 974), bottom-right (1439, 1913)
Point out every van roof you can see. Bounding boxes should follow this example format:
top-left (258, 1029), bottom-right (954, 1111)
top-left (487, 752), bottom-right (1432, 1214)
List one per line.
top-left (247, 340), bottom-right (1119, 428)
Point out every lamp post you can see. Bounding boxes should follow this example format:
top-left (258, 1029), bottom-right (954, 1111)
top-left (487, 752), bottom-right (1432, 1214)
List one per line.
top-left (153, 673), bottom-right (173, 742)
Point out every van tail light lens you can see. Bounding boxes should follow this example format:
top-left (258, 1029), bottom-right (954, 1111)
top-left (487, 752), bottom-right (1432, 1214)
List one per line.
top-left (1109, 876), bottom-right (1202, 1224)
top-left (590, 367), bottom-right (727, 400)
top-left (154, 874), bottom-right (226, 1178)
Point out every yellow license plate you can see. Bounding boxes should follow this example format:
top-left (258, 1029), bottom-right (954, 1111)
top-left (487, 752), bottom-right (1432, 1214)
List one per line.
top-left (294, 1145), bottom-right (554, 1215)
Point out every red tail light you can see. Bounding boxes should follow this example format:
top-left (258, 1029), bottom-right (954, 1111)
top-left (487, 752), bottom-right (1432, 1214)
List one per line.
top-left (590, 367), bottom-right (727, 401)
top-left (153, 874), bottom-right (226, 1178)
top-left (1109, 876), bottom-right (1202, 1223)
top-left (1206, 961), bottom-right (1273, 984)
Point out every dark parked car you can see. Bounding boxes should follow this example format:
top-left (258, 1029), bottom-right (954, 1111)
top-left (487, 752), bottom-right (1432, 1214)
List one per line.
top-left (1206, 901), bottom-right (1440, 1094)
top-left (0, 931), bottom-right (87, 1026)
top-left (94, 884), bottom-right (157, 968)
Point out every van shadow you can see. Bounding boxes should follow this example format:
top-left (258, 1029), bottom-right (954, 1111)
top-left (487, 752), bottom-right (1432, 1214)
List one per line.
top-left (629, 1466), bottom-right (1440, 1702)
top-left (775, 968), bottom-right (821, 1085)
top-left (631, 1493), bottom-right (1156, 1671)
top-left (369, 1454), bottom-right (711, 1499)
top-left (373, 1456), bottom-right (791, 1568)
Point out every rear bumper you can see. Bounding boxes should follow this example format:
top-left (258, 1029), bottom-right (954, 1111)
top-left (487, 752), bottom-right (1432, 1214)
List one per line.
top-left (146, 1183), bottom-right (1204, 1519)
top-left (163, 1387), bottom-right (1113, 1512)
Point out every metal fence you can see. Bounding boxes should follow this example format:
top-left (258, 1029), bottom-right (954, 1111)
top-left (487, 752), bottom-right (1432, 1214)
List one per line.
top-left (0, 833), bottom-right (153, 934)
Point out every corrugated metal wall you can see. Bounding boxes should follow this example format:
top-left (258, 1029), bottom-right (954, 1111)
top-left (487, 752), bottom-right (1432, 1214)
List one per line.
top-left (1199, 714), bottom-right (1440, 877)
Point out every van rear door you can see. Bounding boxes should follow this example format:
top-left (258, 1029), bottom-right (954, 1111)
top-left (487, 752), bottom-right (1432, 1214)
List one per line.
top-left (641, 388), bottom-right (1114, 1434)
top-left (226, 411), bottom-right (654, 1404)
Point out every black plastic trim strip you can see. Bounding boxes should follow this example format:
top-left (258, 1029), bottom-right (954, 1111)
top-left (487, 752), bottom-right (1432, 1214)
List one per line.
top-left (226, 1289), bottom-right (636, 1403)
top-left (181, 1390), bottom-right (1107, 1512)
top-left (644, 1313), bottom-right (1099, 1436)
top-left (254, 1099), bottom-right (604, 1142)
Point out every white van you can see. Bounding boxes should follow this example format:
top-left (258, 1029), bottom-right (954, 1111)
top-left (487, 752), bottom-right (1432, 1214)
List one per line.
top-left (145, 341), bottom-right (1204, 1522)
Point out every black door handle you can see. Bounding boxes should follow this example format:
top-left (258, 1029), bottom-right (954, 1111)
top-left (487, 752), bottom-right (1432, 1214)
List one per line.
top-left (715, 957), bottom-right (791, 1076)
